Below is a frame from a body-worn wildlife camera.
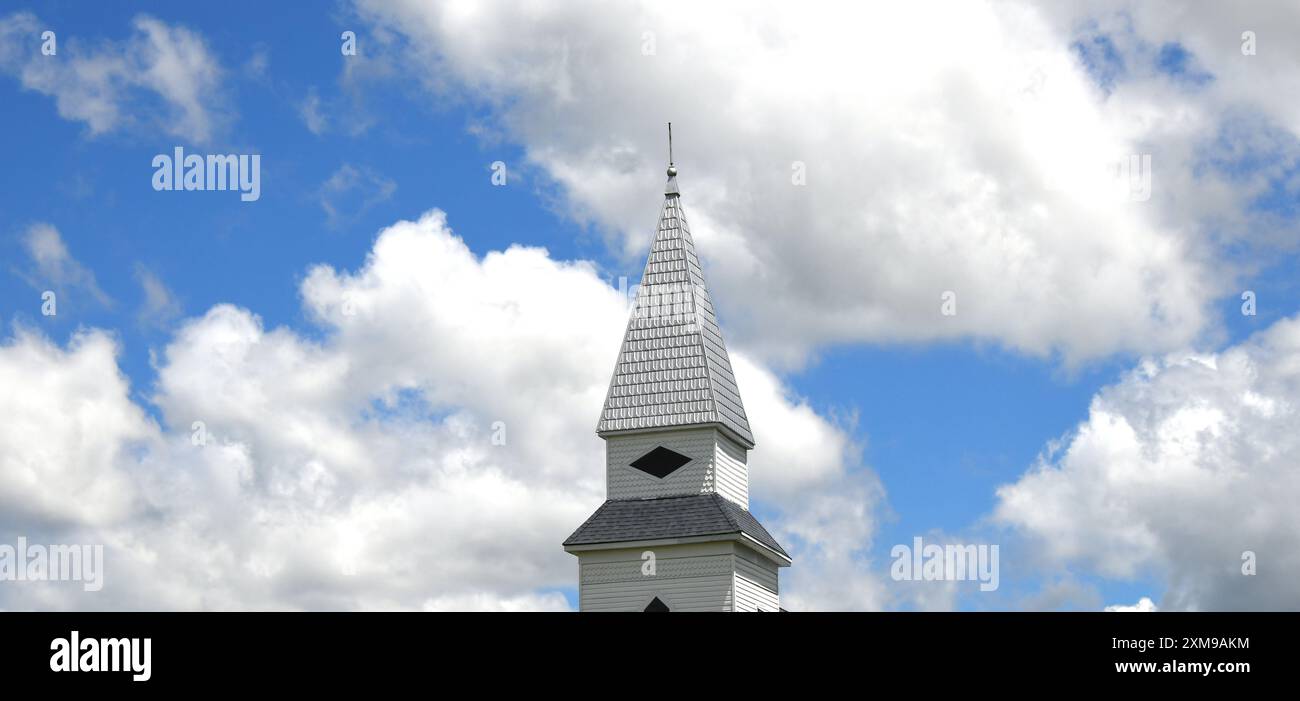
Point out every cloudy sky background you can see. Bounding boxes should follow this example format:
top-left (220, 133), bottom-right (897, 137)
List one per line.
top-left (1, 0), bottom-right (1297, 611)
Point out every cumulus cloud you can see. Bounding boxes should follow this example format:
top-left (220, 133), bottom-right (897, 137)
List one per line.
top-left (343, 0), bottom-right (1262, 365)
top-left (0, 328), bottom-right (152, 531)
top-left (0, 209), bottom-right (878, 610)
top-left (0, 12), bottom-right (227, 143)
top-left (1035, 2), bottom-right (1300, 255)
top-left (1041, 2), bottom-right (1300, 131)
top-left (995, 316), bottom-right (1300, 611)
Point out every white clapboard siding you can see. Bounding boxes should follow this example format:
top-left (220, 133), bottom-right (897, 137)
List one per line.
top-left (733, 547), bottom-right (779, 612)
top-left (577, 543), bottom-right (783, 612)
top-left (579, 546), bottom-right (736, 612)
top-left (712, 432), bottom-right (749, 509)
top-left (582, 576), bottom-right (734, 612)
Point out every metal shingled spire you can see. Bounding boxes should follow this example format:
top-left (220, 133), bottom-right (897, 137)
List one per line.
top-left (597, 129), bottom-right (754, 447)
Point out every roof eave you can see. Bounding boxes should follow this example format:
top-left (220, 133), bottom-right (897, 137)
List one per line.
top-left (564, 532), bottom-right (791, 566)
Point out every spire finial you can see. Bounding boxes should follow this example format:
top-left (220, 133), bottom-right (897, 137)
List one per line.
top-left (666, 122), bottom-right (676, 177)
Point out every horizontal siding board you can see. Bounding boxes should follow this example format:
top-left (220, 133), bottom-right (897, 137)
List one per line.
top-left (582, 553), bottom-right (733, 585)
top-left (732, 547), bottom-right (779, 611)
top-left (579, 549), bottom-right (735, 611)
top-left (713, 432), bottom-right (748, 508)
top-left (734, 575), bottom-right (777, 612)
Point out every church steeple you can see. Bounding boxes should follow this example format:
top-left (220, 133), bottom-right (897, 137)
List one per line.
top-left (564, 129), bottom-right (789, 612)
top-left (596, 130), bottom-right (754, 448)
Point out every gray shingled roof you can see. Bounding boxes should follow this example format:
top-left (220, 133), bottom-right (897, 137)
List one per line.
top-left (596, 172), bottom-right (754, 447)
top-left (563, 493), bottom-right (789, 559)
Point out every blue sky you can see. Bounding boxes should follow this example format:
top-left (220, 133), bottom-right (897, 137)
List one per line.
top-left (2, 2), bottom-right (1299, 612)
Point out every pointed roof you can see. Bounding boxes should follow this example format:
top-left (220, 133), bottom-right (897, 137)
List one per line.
top-left (597, 166), bottom-right (754, 448)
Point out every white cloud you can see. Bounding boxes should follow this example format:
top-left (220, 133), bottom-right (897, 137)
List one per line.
top-left (344, 0), bottom-right (1256, 366)
top-left (0, 328), bottom-right (152, 530)
top-left (0, 209), bottom-right (878, 610)
top-left (300, 87), bottom-right (328, 135)
top-left (1041, 2), bottom-right (1300, 129)
top-left (19, 223), bottom-right (112, 308)
top-left (0, 12), bottom-right (227, 143)
top-left (422, 591), bottom-right (571, 612)
top-left (1033, 3), bottom-right (1300, 254)
top-left (1105, 597), bottom-right (1157, 612)
top-left (995, 316), bottom-right (1300, 610)
top-left (735, 355), bottom-right (856, 496)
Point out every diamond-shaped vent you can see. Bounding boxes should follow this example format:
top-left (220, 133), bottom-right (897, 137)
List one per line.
top-left (644, 597), bottom-right (670, 612)
top-left (629, 446), bottom-right (692, 479)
